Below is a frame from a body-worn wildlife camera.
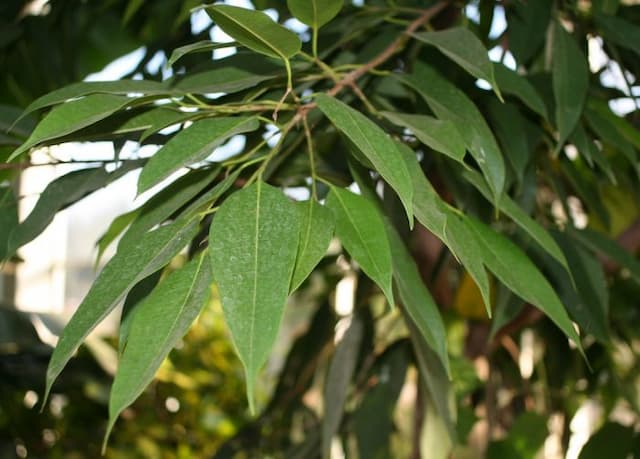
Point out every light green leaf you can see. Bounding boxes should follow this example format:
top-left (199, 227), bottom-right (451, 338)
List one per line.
top-left (0, 186), bottom-right (18, 261)
top-left (399, 63), bottom-right (505, 200)
top-left (44, 218), bottom-right (199, 403)
top-left (316, 94), bottom-right (414, 225)
top-left (287, 0), bottom-right (343, 28)
top-left (137, 117), bottom-right (259, 194)
top-left (168, 40), bottom-right (238, 67)
top-left (552, 22), bottom-right (589, 152)
top-left (326, 187), bottom-right (394, 306)
top-left (290, 199), bottom-right (335, 292)
top-left (105, 254), bottom-right (211, 446)
top-left (468, 218), bottom-right (583, 351)
top-left (206, 5), bottom-right (301, 59)
top-left (493, 63), bottom-right (548, 119)
top-left (412, 27), bottom-right (502, 99)
top-left (381, 111), bottom-right (466, 163)
top-left (10, 94), bottom-right (135, 160)
top-left (322, 314), bottom-right (363, 459)
top-left (209, 182), bottom-right (300, 413)
top-left (385, 221), bottom-right (449, 374)
top-left (463, 169), bottom-right (569, 271)
top-left (9, 162), bottom-right (141, 255)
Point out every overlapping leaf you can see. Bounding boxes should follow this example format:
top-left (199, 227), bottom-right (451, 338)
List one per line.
top-left (287, 0), bottom-right (343, 29)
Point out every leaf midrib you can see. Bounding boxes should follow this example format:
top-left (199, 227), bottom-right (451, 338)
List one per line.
top-left (214, 7), bottom-right (285, 60)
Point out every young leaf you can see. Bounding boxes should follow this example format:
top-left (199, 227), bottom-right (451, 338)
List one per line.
top-left (209, 182), bottom-right (300, 413)
top-left (552, 22), bottom-right (589, 151)
top-left (44, 219), bottom-right (199, 403)
top-left (205, 5), bottom-right (301, 59)
top-left (493, 63), bottom-right (548, 119)
top-left (385, 221), bottom-right (449, 374)
top-left (316, 94), bottom-right (414, 225)
top-left (463, 169), bottom-right (569, 271)
top-left (381, 111), bottom-right (466, 164)
top-left (290, 199), bottom-right (335, 292)
top-left (468, 218), bottom-right (583, 351)
top-left (137, 117), bottom-right (259, 194)
top-left (287, 0), bottom-right (343, 28)
top-left (168, 40), bottom-right (237, 67)
top-left (412, 27), bottom-right (502, 99)
top-left (325, 187), bottom-right (394, 306)
top-left (399, 63), bottom-right (505, 200)
top-left (105, 254), bottom-right (212, 446)
top-left (9, 95), bottom-right (136, 160)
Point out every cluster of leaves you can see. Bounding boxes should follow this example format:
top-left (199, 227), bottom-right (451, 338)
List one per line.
top-left (3, 0), bottom-right (640, 456)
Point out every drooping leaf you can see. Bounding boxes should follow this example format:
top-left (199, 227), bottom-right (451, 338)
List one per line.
top-left (385, 221), bottom-right (449, 374)
top-left (493, 63), bottom-right (548, 119)
top-left (209, 181), bottom-right (300, 412)
top-left (316, 94), bottom-right (414, 224)
top-left (585, 106), bottom-right (638, 173)
top-left (290, 199), bottom-right (335, 291)
top-left (95, 209), bottom-right (139, 267)
top-left (412, 27), bottom-right (502, 99)
top-left (105, 254), bottom-right (212, 445)
top-left (505, 0), bottom-right (552, 64)
top-left (468, 218), bottom-right (583, 351)
top-left (463, 169), bottom-right (569, 271)
top-left (595, 13), bottom-right (640, 58)
top-left (399, 63), bottom-right (505, 200)
top-left (44, 218), bottom-right (199, 402)
top-left (0, 186), bottom-right (18, 260)
top-left (287, 0), bottom-right (343, 29)
top-left (137, 117), bottom-right (259, 194)
top-left (9, 162), bottom-right (141, 255)
top-left (326, 187), bottom-right (394, 306)
top-left (381, 111), bottom-right (466, 163)
top-left (205, 5), bottom-right (301, 59)
top-left (552, 22), bottom-right (589, 151)
top-left (168, 40), bottom-right (238, 67)
top-left (322, 314), bottom-right (363, 459)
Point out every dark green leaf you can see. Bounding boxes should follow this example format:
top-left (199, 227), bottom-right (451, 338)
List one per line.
top-left (95, 209), bottom-right (139, 267)
top-left (505, 0), bottom-right (551, 64)
top-left (399, 63), bottom-right (505, 199)
top-left (173, 66), bottom-right (274, 95)
top-left (412, 27), bottom-right (502, 99)
top-left (114, 107), bottom-right (196, 141)
top-left (326, 187), bottom-right (394, 306)
top-left (105, 254), bottom-right (211, 444)
top-left (137, 117), bottom-right (259, 194)
top-left (45, 218), bottom-right (199, 402)
top-left (206, 5), bottom-right (301, 59)
top-left (10, 95), bottom-right (135, 160)
top-left (381, 111), bottom-right (466, 163)
top-left (493, 63), bottom-right (548, 119)
top-left (209, 181), bottom-right (300, 413)
top-left (316, 94), bottom-right (414, 224)
top-left (579, 422), bottom-right (635, 459)
top-left (0, 186), bottom-right (18, 260)
top-left (552, 22), bottom-right (589, 151)
top-left (595, 13), bottom-right (640, 57)
top-left (287, 0), bottom-right (343, 28)
top-left (290, 199), bottom-right (335, 291)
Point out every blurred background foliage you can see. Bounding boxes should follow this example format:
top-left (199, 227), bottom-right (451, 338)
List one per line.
top-left (1, 0), bottom-right (640, 458)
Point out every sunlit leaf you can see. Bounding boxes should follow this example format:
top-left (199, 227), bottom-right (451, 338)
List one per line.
top-left (287, 0), bottom-right (343, 28)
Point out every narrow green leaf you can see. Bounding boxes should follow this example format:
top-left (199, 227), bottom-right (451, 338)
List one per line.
top-left (287, 0), bottom-right (343, 28)
top-left (209, 182), bottom-right (300, 413)
top-left (114, 107), bottom-right (196, 141)
top-left (322, 314), bottom-right (363, 459)
top-left (505, 0), bottom-right (552, 64)
top-left (463, 169), bottom-right (569, 271)
top-left (173, 66), bottom-right (274, 95)
top-left (399, 63), bottom-right (505, 199)
top-left (385, 221), bottom-right (449, 374)
top-left (168, 41), bottom-right (238, 67)
top-left (180, 168), bottom-right (243, 220)
top-left (381, 111), bottom-right (466, 163)
top-left (595, 14), bottom-right (640, 58)
top-left (95, 209), bottom-right (139, 267)
top-left (493, 63), bottom-right (548, 119)
top-left (137, 117), bottom-right (259, 194)
top-left (18, 81), bottom-right (169, 122)
top-left (290, 200), bottom-right (335, 291)
top-left (468, 218), bottom-right (583, 351)
top-left (206, 5), bottom-right (301, 59)
top-left (9, 163), bottom-right (141, 255)
top-left (585, 106), bottom-right (638, 174)
top-left (0, 186), bottom-right (18, 260)
top-left (412, 27), bottom-right (502, 99)
top-left (105, 254), bottom-right (211, 446)
top-left (552, 22), bottom-right (589, 151)
top-left (10, 94), bottom-right (135, 160)
top-left (587, 99), bottom-right (640, 151)
top-left (316, 94), bottom-right (414, 225)
top-left (326, 187), bottom-right (394, 306)
top-left (44, 219), bottom-right (199, 403)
